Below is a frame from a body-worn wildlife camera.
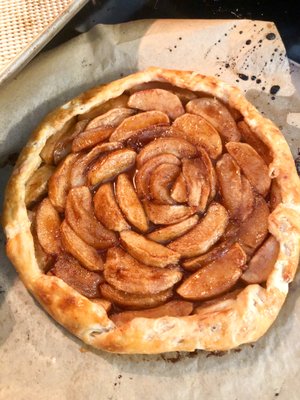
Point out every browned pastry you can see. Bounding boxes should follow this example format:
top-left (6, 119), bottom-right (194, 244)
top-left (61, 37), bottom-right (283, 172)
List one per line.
top-left (3, 67), bottom-right (300, 354)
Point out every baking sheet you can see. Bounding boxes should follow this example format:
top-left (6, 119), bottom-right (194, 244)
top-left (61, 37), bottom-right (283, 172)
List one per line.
top-left (0, 19), bottom-right (300, 400)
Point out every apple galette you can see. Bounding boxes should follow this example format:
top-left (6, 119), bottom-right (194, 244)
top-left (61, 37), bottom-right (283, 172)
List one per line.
top-left (3, 67), bottom-right (300, 354)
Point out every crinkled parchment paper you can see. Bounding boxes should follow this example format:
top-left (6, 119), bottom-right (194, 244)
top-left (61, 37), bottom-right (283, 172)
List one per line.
top-left (0, 19), bottom-right (300, 400)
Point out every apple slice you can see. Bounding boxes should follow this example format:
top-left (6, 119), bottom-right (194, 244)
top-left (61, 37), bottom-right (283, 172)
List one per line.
top-left (51, 254), bottom-right (103, 298)
top-left (25, 164), bottom-right (55, 206)
top-left (128, 88), bottom-right (184, 119)
top-left (70, 142), bottom-right (123, 188)
top-left (109, 111), bottom-right (170, 142)
top-left (143, 201), bottom-right (196, 225)
top-left (85, 107), bottom-right (136, 130)
top-left (65, 187), bottom-right (117, 249)
top-left (100, 284), bottom-right (173, 309)
top-left (111, 300), bottom-right (193, 326)
top-left (149, 163), bottom-right (180, 205)
top-left (91, 298), bottom-right (112, 313)
top-left (167, 203), bottom-right (229, 258)
top-left (186, 97), bottom-right (241, 142)
top-left (216, 153), bottom-right (242, 218)
top-left (78, 94), bottom-right (129, 121)
top-left (226, 142), bottom-right (271, 197)
top-left (147, 215), bottom-right (199, 244)
top-left (36, 198), bottom-right (61, 256)
top-left (126, 124), bottom-right (170, 152)
top-left (128, 82), bottom-right (197, 103)
top-left (241, 236), bottom-right (279, 284)
top-left (171, 113), bottom-right (222, 159)
top-left (120, 230), bottom-right (180, 268)
top-left (237, 195), bottom-right (270, 256)
top-left (40, 118), bottom-right (77, 164)
top-left (104, 247), bottom-right (182, 295)
top-left (88, 148), bottom-right (136, 187)
top-left (53, 120), bottom-right (89, 165)
top-left (198, 147), bottom-right (217, 200)
top-left (182, 158), bottom-right (210, 210)
top-left (270, 179), bottom-right (282, 211)
top-left (182, 237), bottom-right (236, 271)
top-left (72, 108), bottom-right (136, 152)
top-left (137, 137), bottom-right (197, 168)
top-left (72, 126), bottom-right (115, 152)
top-left (61, 220), bottom-right (104, 271)
top-left (238, 176), bottom-right (254, 222)
top-left (94, 183), bottom-right (130, 232)
top-left (116, 173), bottom-right (149, 232)
top-left (177, 243), bottom-right (246, 300)
top-left (194, 288), bottom-right (243, 314)
top-left (170, 173), bottom-right (188, 203)
top-left (238, 120), bottom-right (272, 164)
top-left (135, 153), bottom-right (181, 200)
top-left (48, 153), bottom-right (80, 212)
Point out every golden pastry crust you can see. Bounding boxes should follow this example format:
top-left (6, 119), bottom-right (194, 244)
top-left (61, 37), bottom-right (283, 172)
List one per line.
top-left (3, 67), bottom-right (300, 354)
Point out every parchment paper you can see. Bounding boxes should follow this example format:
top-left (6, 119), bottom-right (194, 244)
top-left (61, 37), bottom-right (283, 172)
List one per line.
top-left (0, 19), bottom-right (300, 400)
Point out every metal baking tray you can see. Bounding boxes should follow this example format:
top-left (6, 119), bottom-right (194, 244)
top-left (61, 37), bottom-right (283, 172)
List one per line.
top-left (0, 0), bottom-right (88, 85)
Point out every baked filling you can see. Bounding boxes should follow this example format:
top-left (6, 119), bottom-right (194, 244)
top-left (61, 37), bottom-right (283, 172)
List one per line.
top-left (25, 83), bottom-right (282, 326)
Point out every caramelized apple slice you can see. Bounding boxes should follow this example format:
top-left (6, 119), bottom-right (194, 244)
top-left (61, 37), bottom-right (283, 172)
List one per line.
top-left (48, 153), bottom-right (80, 212)
top-left (116, 173), bottom-right (149, 232)
top-left (186, 97), bottom-right (241, 142)
top-left (53, 120), bottom-right (89, 165)
top-left (135, 153), bottom-right (181, 200)
top-left (216, 153), bottom-right (242, 218)
top-left (242, 236), bottom-right (279, 283)
top-left (198, 147), bottom-right (217, 200)
top-left (147, 215), bottom-right (199, 244)
top-left (40, 118), bottom-right (76, 164)
top-left (109, 111), bottom-right (170, 142)
top-left (150, 163), bottom-right (180, 205)
top-left (143, 201), bottom-right (196, 225)
top-left (238, 176), bottom-right (254, 222)
top-left (182, 158), bottom-right (210, 210)
top-left (61, 221), bottom-right (104, 271)
top-left (86, 107), bottom-right (136, 130)
top-left (168, 203), bottom-right (229, 258)
top-left (72, 126), bottom-right (115, 152)
top-left (88, 148), bottom-right (136, 187)
top-left (171, 113), bottom-right (222, 159)
top-left (91, 298), bottom-right (112, 312)
top-left (128, 89), bottom-right (184, 119)
top-left (238, 120), bottom-right (272, 164)
top-left (128, 82), bottom-right (197, 103)
top-left (170, 173), bottom-right (188, 203)
top-left (137, 137), bottom-right (197, 168)
top-left (270, 179), bottom-right (282, 211)
top-left (194, 288), bottom-right (243, 313)
top-left (94, 183), bottom-right (130, 231)
top-left (36, 198), bottom-right (61, 256)
top-left (51, 254), bottom-right (103, 298)
top-left (104, 247), bottom-right (182, 295)
top-left (111, 300), bottom-right (193, 326)
top-left (226, 142), bottom-right (271, 197)
top-left (25, 165), bottom-right (55, 206)
top-left (177, 243), bottom-right (246, 300)
top-left (65, 187), bottom-right (117, 249)
top-left (120, 230), bottom-right (180, 268)
top-left (237, 195), bottom-right (270, 256)
top-left (126, 124), bottom-right (170, 152)
top-left (78, 94), bottom-right (129, 121)
top-left (72, 108), bottom-right (136, 152)
top-left (70, 142), bottom-right (123, 188)
top-left (100, 284), bottom-right (173, 309)
top-left (182, 236), bottom-right (236, 271)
